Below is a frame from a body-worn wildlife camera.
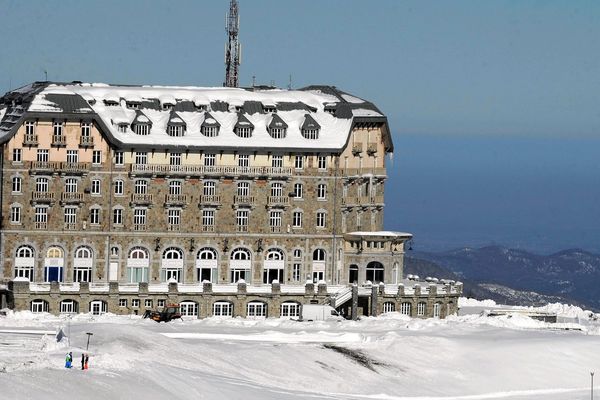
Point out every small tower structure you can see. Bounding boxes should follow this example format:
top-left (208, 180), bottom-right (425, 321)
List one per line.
top-left (224, 0), bottom-right (241, 88)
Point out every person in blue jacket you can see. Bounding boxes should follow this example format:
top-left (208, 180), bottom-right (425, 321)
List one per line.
top-left (65, 352), bottom-right (72, 368)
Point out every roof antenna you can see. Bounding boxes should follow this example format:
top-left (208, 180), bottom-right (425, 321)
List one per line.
top-left (44, 70), bottom-right (48, 81)
top-left (287, 74), bottom-right (292, 90)
top-left (224, 0), bottom-right (241, 88)
top-left (252, 75), bottom-right (256, 87)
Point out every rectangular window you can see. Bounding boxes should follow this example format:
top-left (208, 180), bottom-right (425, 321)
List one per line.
top-left (133, 208), bottom-right (147, 226)
top-left (317, 155), bottom-right (327, 170)
top-left (35, 207), bottom-right (48, 223)
top-left (237, 181), bottom-right (250, 196)
top-left (36, 178), bottom-right (49, 192)
top-left (119, 299), bottom-right (127, 307)
top-left (53, 121), bottom-right (64, 136)
top-left (204, 153), bottom-right (216, 166)
top-left (64, 207), bottom-right (77, 224)
top-left (203, 181), bottom-right (216, 196)
top-left (81, 122), bottom-right (91, 137)
top-left (134, 180), bottom-right (147, 194)
top-left (269, 210), bottom-right (282, 228)
top-left (115, 151), bottom-right (124, 165)
top-left (202, 209), bottom-right (215, 227)
top-left (91, 179), bottom-right (101, 195)
top-left (168, 209), bottom-right (181, 226)
top-left (66, 150), bottom-right (79, 163)
top-left (113, 208), bottom-right (123, 225)
top-left (292, 211), bottom-right (303, 228)
top-left (270, 182), bottom-right (283, 197)
top-left (10, 206), bottom-right (21, 224)
top-left (293, 183), bottom-right (303, 199)
top-left (170, 152), bottom-right (181, 166)
top-left (37, 149), bottom-right (49, 162)
top-left (92, 150), bottom-right (102, 165)
top-left (132, 299), bottom-right (140, 308)
top-left (317, 183), bottom-right (327, 200)
top-left (316, 211), bottom-right (326, 228)
top-left (12, 177), bottom-right (22, 193)
top-left (417, 302), bottom-right (426, 316)
top-left (236, 209), bottom-right (249, 230)
top-left (292, 263), bottom-right (301, 282)
top-left (135, 152), bottom-right (148, 165)
top-left (238, 154), bottom-right (249, 167)
top-left (145, 299), bottom-right (153, 308)
top-left (90, 208), bottom-right (100, 225)
top-left (157, 299), bottom-right (166, 308)
top-left (65, 178), bottom-right (77, 193)
top-left (271, 155), bottom-right (283, 168)
top-left (114, 180), bottom-right (124, 196)
top-left (294, 155), bottom-right (304, 169)
top-left (134, 124), bottom-right (150, 135)
top-left (25, 121), bottom-right (36, 136)
top-left (117, 124), bottom-right (128, 133)
top-left (167, 125), bottom-right (184, 137)
top-left (169, 181), bottom-right (182, 195)
top-left (12, 148), bottom-right (22, 163)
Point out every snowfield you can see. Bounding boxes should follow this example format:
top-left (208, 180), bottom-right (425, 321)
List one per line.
top-left (1, 298), bottom-right (599, 400)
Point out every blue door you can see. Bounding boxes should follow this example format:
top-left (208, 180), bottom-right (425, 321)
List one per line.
top-left (45, 266), bottom-right (63, 282)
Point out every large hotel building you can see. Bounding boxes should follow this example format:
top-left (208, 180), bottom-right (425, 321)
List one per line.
top-left (0, 82), bottom-right (460, 318)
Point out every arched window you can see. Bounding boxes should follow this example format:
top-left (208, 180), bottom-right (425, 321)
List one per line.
top-left (213, 301), bottom-right (233, 317)
top-left (30, 299), bottom-right (49, 313)
top-left (366, 261), bottom-right (384, 284)
top-left (196, 247), bottom-right (218, 283)
top-left (161, 247), bottom-right (184, 283)
top-left (400, 302), bottom-right (412, 316)
top-left (230, 248), bottom-right (251, 283)
top-left (247, 301), bottom-right (267, 318)
top-left (127, 246), bottom-right (149, 283)
top-left (60, 299), bottom-right (79, 314)
top-left (280, 301), bottom-right (300, 318)
top-left (73, 246), bottom-right (93, 283)
top-left (382, 302), bottom-right (395, 313)
top-left (180, 301), bottom-right (199, 317)
top-left (44, 247), bottom-right (64, 283)
top-left (312, 249), bottom-right (326, 261)
top-left (15, 245), bottom-right (35, 281)
top-left (263, 248), bottom-right (285, 284)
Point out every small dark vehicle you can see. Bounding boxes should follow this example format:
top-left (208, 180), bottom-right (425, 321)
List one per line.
top-left (143, 304), bottom-right (182, 322)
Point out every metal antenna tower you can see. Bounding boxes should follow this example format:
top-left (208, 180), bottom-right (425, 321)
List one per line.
top-left (224, 0), bottom-right (241, 87)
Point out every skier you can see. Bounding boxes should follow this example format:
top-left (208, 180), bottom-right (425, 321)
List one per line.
top-left (81, 353), bottom-right (85, 370)
top-left (84, 354), bottom-right (89, 370)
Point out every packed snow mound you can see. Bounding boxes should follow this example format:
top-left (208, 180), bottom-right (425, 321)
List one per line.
top-left (459, 297), bottom-right (498, 307)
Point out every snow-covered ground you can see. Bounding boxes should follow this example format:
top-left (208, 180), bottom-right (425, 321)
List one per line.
top-left (1, 298), bottom-right (599, 400)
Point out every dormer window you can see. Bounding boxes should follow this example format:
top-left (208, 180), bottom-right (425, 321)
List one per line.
top-left (117, 124), bottom-right (128, 133)
top-left (201, 113), bottom-right (220, 137)
top-left (301, 114), bottom-right (321, 140)
top-left (263, 105), bottom-right (276, 113)
top-left (195, 104), bottom-right (207, 111)
top-left (201, 126), bottom-right (219, 137)
top-left (126, 102), bottom-right (140, 110)
top-left (267, 114), bottom-right (288, 139)
top-left (103, 99), bottom-right (119, 107)
top-left (133, 123), bottom-right (150, 135)
top-left (162, 103), bottom-right (173, 111)
top-left (167, 125), bottom-right (184, 137)
top-left (324, 104), bottom-right (336, 115)
top-left (234, 113), bottom-right (254, 138)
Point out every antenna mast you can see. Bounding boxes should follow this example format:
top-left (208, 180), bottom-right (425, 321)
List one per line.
top-left (224, 0), bottom-right (241, 88)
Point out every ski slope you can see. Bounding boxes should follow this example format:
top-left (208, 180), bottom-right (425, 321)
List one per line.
top-left (0, 299), bottom-right (599, 400)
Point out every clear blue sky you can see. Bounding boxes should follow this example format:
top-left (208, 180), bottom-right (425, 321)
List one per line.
top-left (1, 0), bottom-right (599, 253)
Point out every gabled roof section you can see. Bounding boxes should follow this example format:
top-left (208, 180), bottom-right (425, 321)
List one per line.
top-left (132, 110), bottom-right (151, 126)
top-left (201, 112), bottom-right (220, 127)
top-left (301, 114), bottom-right (320, 131)
top-left (268, 113), bottom-right (288, 129)
top-left (167, 111), bottom-right (186, 126)
top-left (235, 112), bottom-right (254, 129)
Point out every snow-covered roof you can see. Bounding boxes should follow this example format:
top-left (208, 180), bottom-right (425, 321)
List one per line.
top-left (0, 82), bottom-right (393, 152)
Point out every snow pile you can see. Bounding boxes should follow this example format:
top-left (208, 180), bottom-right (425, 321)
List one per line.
top-left (459, 297), bottom-right (498, 307)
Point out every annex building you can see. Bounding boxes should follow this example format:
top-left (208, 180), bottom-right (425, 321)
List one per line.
top-left (0, 81), bottom-right (461, 319)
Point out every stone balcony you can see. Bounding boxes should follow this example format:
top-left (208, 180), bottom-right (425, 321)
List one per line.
top-left (267, 196), bottom-right (290, 207)
top-left (130, 163), bottom-right (293, 178)
top-left (342, 195), bottom-right (384, 207)
top-left (61, 192), bottom-right (85, 204)
top-left (23, 133), bottom-right (38, 146)
top-left (233, 195), bottom-right (255, 206)
top-left (31, 191), bottom-right (55, 204)
top-left (199, 195), bottom-right (221, 206)
top-left (51, 135), bottom-right (67, 147)
top-left (60, 162), bottom-right (90, 175)
top-left (130, 193), bottom-right (154, 205)
top-left (164, 194), bottom-right (188, 206)
top-left (79, 136), bottom-right (94, 148)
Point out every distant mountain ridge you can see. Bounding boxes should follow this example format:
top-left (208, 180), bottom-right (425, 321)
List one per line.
top-left (406, 245), bottom-right (600, 310)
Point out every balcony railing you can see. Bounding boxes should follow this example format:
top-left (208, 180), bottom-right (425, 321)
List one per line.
top-left (164, 194), bottom-right (188, 205)
top-left (237, 225), bottom-right (249, 233)
top-left (30, 161), bottom-right (61, 173)
top-left (352, 142), bottom-right (363, 155)
top-left (167, 224), bottom-right (181, 232)
top-left (341, 167), bottom-right (386, 178)
top-left (35, 222), bottom-right (48, 230)
top-left (23, 133), bottom-right (38, 146)
top-left (267, 196), bottom-right (290, 206)
top-left (60, 162), bottom-right (90, 174)
top-left (131, 194), bottom-right (154, 204)
top-left (133, 224), bottom-right (147, 231)
top-left (199, 195), bottom-right (221, 205)
top-left (61, 192), bottom-right (85, 203)
top-left (270, 226), bottom-right (282, 233)
top-left (51, 135), bottom-right (67, 147)
top-left (201, 225), bottom-right (215, 232)
top-left (31, 192), bottom-right (55, 203)
top-left (341, 195), bottom-right (385, 206)
top-left (233, 195), bottom-right (255, 205)
top-left (79, 136), bottom-right (94, 147)
top-left (367, 143), bottom-right (378, 154)
top-left (130, 164), bottom-right (293, 178)
top-left (64, 223), bottom-right (77, 230)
